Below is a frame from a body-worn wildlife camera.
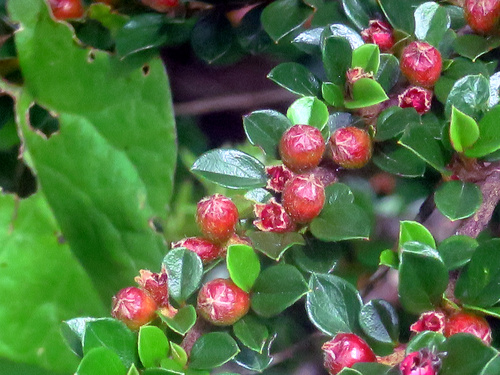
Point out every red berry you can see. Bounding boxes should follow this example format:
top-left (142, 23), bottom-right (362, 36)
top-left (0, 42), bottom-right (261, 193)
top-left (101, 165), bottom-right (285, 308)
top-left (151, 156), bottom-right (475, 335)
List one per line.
top-left (111, 286), bottom-right (157, 330)
top-left (266, 165), bottom-right (294, 193)
top-left (444, 312), bottom-right (492, 344)
top-left (134, 269), bottom-right (169, 308)
top-left (464, 0), bottom-right (500, 34)
top-left (196, 194), bottom-right (239, 243)
top-left (322, 333), bottom-right (377, 375)
top-left (329, 127), bottom-right (372, 169)
top-left (410, 311), bottom-right (446, 334)
top-left (171, 237), bottom-right (222, 263)
top-left (282, 174), bottom-right (325, 223)
top-left (253, 198), bottom-right (295, 233)
top-left (398, 86), bottom-right (433, 114)
top-left (400, 41), bottom-right (442, 88)
top-left (400, 349), bottom-right (441, 375)
top-left (279, 125), bottom-right (325, 173)
top-left (49, 0), bottom-right (84, 19)
top-left (140, 0), bottom-right (179, 11)
top-left (197, 278), bottom-right (250, 326)
top-left (361, 20), bottom-right (395, 52)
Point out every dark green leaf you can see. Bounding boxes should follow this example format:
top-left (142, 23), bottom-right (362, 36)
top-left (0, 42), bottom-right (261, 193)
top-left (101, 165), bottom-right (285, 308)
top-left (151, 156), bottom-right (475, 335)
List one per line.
top-left (352, 44), bottom-right (380, 74)
top-left (251, 264), bottom-right (308, 317)
top-left (379, 0), bottom-right (426, 34)
top-left (414, 2), bottom-right (450, 47)
top-left (233, 335), bottom-right (275, 372)
top-left (481, 356), bottom-right (500, 375)
top-left (62, 317), bottom-right (97, 358)
top-left (341, 0), bottom-right (371, 30)
top-left (352, 362), bottom-right (392, 375)
top-left (322, 24), bottom-right (364, 49)
top-left (375, 106), bottom-right (419, 142)
top-left (286, 96), bottom-right (329, 129)
top-left (434, 181), bottom-right (482, 221)
top-left (359, 300), bottom-right (399, 344)
top-left (227, 244), bottom-right (261, 292)
top-left (406, 331), bottom-right (446, 354)
top-left (440, 335), bottom-right (497, 375)
top-left (324, 182), bottom-right (354, 204)
top-left (163, 248), bottom-right (203, 303)
top-left (455, 239), bottom-right (500, 307)
top-left (450, 106), bottom-right (479, 153)
top-left (453, 35), bottom-right (500, 62)
top-left (437, 235), bottom-right (478, 271)
top-left (290, 239), bottom-right (341, 274)
top-left (398, 242), bottom-right (448, 314)
top-left (248, 231), bottom-right (305, 260)
top-left (322, 82), bottom-right (344, 107)
top-left (399, 220), bottom-right (436, 249)
top-left (159, 305), bottom-right (196, 335)
top-left (445, 74), bottom-right (490, 119)
top-left (344, 78), bottom-right (388, 109)
top-left (375, 54), bottom-right (400, 92)
top-left (138, 326), bottom-right (169, 368)
top-left (268, 62), bottom-right (321, 97)
top-left (191, 149), bottom-right (267, 189)
top-left (338, 369), bottom-right (362, 375)
top-left (322, 36), bottom-right (352, 86)
top-left (76, 347), bottom-right (127, 375)
top-left (306, 273), bottom-right (362, 335)
top-left (465, 105), bottom-right (500, 158)
top-left (292, 27), bottom-right (323, 54)
top-left (261, 0), bottom-right (313, 42)
top-left (243, 110), bottom-right (292, 157)
top-left (373, 145), bottom-right (426, 178)
top-left (236, 4), bottom-right (274, 55)
top-left (189, 332), bottom-right (240, 370)
top-left (233, 315), bottom-right (269, 353)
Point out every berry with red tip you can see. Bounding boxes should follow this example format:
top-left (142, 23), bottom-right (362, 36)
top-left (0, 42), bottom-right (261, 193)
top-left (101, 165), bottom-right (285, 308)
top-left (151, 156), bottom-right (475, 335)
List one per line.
top-left (135, 269), bottom-right (169, 308)
top-left (253, 198), bottom-right (295, 233)
top-left (400, 349), bottom-right (441, 375)
top-left (171, 237), bottom-right (222, 263)
top-left (361, 20), bottom-right (395, 52)
top-left (141, 0), bottom-right (179, 12)
top-left (49, 0), bottom-right (84, 20)
top-left (282, 174), bottom-right (325, 223)
top-left (279, 125), bottom-right (325, 173)
top-left (196, 194), bottom-right (239, 243)
top-left (197, 278), bottom-right (250, 326)
top-left (111, 286), bottom-right (157, 330)
top-left (444, 312), bottom-right (492, 344)
top-left (464, 0), bottom-right (500, 34)
top-left (322, 333), bottom-right (377, 375)
top-left (329, 127), bottom-right (372, 169)
top-left (410, 311), bottom-right (446, 334)
top-left (266, 165), bottom-right (294, 193)
top-left (400, 41), bottom-right (442, 88)
top-left (398, 86), bottom-right (433, 115)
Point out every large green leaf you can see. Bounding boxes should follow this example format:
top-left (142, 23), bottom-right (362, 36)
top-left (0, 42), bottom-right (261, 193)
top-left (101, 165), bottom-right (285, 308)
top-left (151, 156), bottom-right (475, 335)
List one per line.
top-left (414, 2), bottom-right (450, 47)
top-left (465, 105), bottom-right (500, 158)
top-left (9, 0), bottom-right (175, 300)
top-left (227, 244), bottom-right (261, 292)
top-left (373, 145), bottom-right (426, 178)
top-left (248, 231), bottom-right (305, 260)
top-left (286, 96), bottom-right (329, 129)
top-left (437, 235), bottom-right (478, 271)
top-left (379, 0), bottom-right (426, 34)
top-left (243, 110), bottom-right (292, 157)
top-left (449, 106), bottom-right (479, 153)
top-left (0, 193), bottom-right (105, 373)
top-left (233, 315), bottom-right (269, 353)
top-left (344, 78), bottom-right (388, 109)
top-left (76, 347), bottom-right (127, 375)
top-left (440, 335), bottom-right (497, 375)
top-left (267, 62), bottom-right (321, 97)
top-left (434, 181), bottom-right (482, 221)
top-left (163, 248), bottom-right (203, 304)
top-left (189, 333), bottom-right (240, 370)
top-left (399, 221), bottom-right (436, 249)
top-left (445, 74), bottom-right (490, 119)
top-left (322, 36), bottom-right (352, 86)
top-left (359, 300), bottom-right (399, 345)
top-left (261, 0), bottom-right (313, 42)
top-left (138, 326), bottom-right (169, 368)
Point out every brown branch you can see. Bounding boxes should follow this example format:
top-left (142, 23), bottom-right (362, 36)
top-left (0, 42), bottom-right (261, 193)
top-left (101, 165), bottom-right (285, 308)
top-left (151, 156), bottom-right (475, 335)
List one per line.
top-left (181, 318), bottom-right (208, 355)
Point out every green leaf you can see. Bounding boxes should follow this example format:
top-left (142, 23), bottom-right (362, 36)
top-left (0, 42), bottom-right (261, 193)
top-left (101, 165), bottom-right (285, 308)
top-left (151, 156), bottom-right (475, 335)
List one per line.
top-left (10, 0), bottom-right (176, 300)
top-left (322, 36), bottom-right (352, 86)
top-left (434, 181), bottom-right (482, 221)
top-left (138, 326), bottom-right (169, 368)
top-left (261, 0), bottom-right (313, 42)
top-left (445, 74), bottom-right (490, 119)
top-left (440, 335), bottom-right (497, 375)
top-left (341, 0), bottom-right (371, 30)
top-left (373, 145), bottom-right (426, 178)
top-left (375, 107), bottom-right (419, 142)
top-left (379, 0), bottom-right (426, 34)
top-left (399, 123), bottom-right (448, 173)
top-left (159, 305), bottom-right (197, 335)
top-left (437, 235), bottom-right (478, 271)
top-left (352, 44), bottom-right (380, 74)
top-left (243, 110), bottom-right (292, 157)
top-left (189, 332), bottom-right (240, 370)
top-left (191, 149), bottom-right (267, 189)
top-left (83, 318), bottom-right (137, 369)
top-left (76, 347), bottom-right (127, 375)
top-left (127, 364), bottom-right (140, 375)
top-left (453, 35), bottom-right (500, 62)
top-left (233, 315), bottom-right (269, 353)
top-left (0, 192), bottom-right (105, 373)
top-left (455, 239), bottom-right (500, 307)
top-left (248, 231), bottom-right (305, 260)
top-left (251, 264), bottom-right (308, 317)
top-left (306, 273), bottom-right (362, 335)
top-left (450, 106), bottom-right (480, 153)
top-left (62, 317), bottom-right (96, 358)
top-left (376, 54), bottom-right (400, 92)
top-left (287, 96), bottom-right (329, 129)
top-left (267, 62), bottom-right (321, 97)
top-left (233, 335), bottom-right (275, 372)
top-left (322, 82), bottom-right (344, 107)
top-left (406, 331), bottom-right (446, 354)
top-left (352, 362), bottom-right (392, 374)
top-left (414, 2), bottom-right (450, 47)
top-left (398, 242), bottom-right (448, 314)
top-left (465, 105), bottom-right (500, 158)
top-left (236, 4), bottom-right (274, 55)
top-left (344, 78), bottom-right (388, 109)
top-left (380, 250), bottom-right (399, 269)
top-left (322, 24), bottom-right (364, 50)
top-left (489, 72), bottom-right (500, 107)
top-left (359, 300), bottom-right (399, 344)
top-left (481, 355), bottom-right (500, 375)
top-left (290, 239), bottom-right (341, 274)
top-left (399, 220), bottom-right (436, 249)
top-left (338, 369), bottom-right (362, 375)
top-left (227, 244), bottom-right (261, 292)
top-left (163, 248), bottom-right (203, 303)
top-left (170, 342), bottom-right (188, 367)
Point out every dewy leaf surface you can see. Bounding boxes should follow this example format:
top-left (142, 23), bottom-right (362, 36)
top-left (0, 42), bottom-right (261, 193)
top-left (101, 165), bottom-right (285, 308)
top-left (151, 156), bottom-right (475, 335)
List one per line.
top-left (9, 0), bottom-right (175, 300)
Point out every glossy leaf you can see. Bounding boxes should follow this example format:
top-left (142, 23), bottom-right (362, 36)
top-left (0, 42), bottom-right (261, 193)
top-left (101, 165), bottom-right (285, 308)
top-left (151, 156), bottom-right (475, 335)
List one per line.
top-left (414, 2), bottom-right (450, 47)
top-left (406, 331), bottom-right (446, 354)
top-left (445, 74), bottom-right (490, 119)
top-left (359, 300), bottom-right (399, 344)
top-left (251, 264), bottom-right (308, 317)
top-left (261, 0), bottom-right (313, 42)
top-left (450, 106), bottom-right (479, 152)
top-left (159, 305), bottom-right (196, 335)
top-left (481, 356), bottom-right (500, 375)
top-left (233, 335), bottom-right (275, 372)
top-left (398, 242), bottom-right (448, 314)
top-left (189, 332), bottom-right (240, 370)
top-left (376, 54), bottom-right (400, 92)
top-left (306, 273), bottom-right (362, 335)
top-left (379, 0), bottom-right (426, 34)
top-left (489, 72), bottom-right (500, 107)
top-left (138, 326), bottom-right (169, 368)
top-left (322, 24), bottom-right (364, 50)
top-left (290, 239), bottom-right (341, 274)
top-left (465, 105), bottom-right (500, 158)
top-left (322, 36), bottom-right (352, 86)
top-left (344, 78), bottom-right (388, 109)
top-left (453, 35), bottom-right (500, 62)
top-left (62, 317), bottom-right (96, 358)
top-left (191, 149), bottom-right (267, 189)
top-left (373, 145), bottom-right (426, 178)
top-left (286, 96), bottom-right (329, 129)
top-left (267, 62), bottom-right (321, 97)
top-left (76, 347), bottom-right (127, 375)
top-left (227, 244), bottom-right (261, 292)
top-left (243, 110), bottom-right (292, 157)
top-left (375, 107), bottom-right (419, 142)
top-left (440, 335), bottom-right (497, 375)
top-left (351, 44), bottom-right (380, 74)
top-left (341, 0), bottom-right (371, 30)
top-left (399, 221), bottom-right (436, 249)
top-left (322, 82), bottom-right (344, 107)
top-left (163, 248), bottom-right (203, 303)
top-left (434, 181), bottom-right (482, 221)
top-left (233, 315), bottom-right (269, 353)
top-left (248, 231), bottom-right (305, 260)
top-left (437, 235), bottom-right (478, 271)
